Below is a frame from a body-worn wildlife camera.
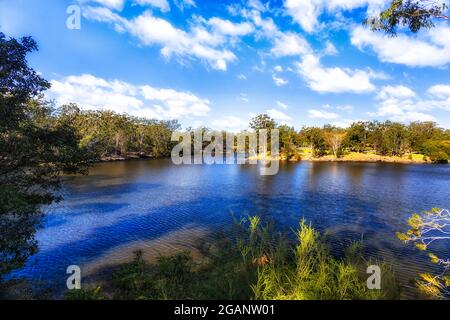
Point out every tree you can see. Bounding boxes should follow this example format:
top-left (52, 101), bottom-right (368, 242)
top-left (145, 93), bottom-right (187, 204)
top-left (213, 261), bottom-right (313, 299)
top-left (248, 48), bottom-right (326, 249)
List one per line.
top-left (136, 119), bottom-right (181, 157)
top-left (249, 114), bottom-right (276, 131)
top-left (300, 127), bottom-right (327, 157)
top-left (365, 0), bottom-right (449, 35)
top-left (383, 122), bottom-right (409, 156)
top-left (0, 33), bottom-right (89, 284)
top-left (397, 208), bottom-right (450, 298)
top-left (249, 114), bottom-right (277, 156)
top-left (55, 106), bottom-right (181, 159)
top-left (323, 126), bottom-right (346, 158)
top-left (366, 121), bottom-right (409, 156)
top-left (344, 122), bottom-right (368, 153)
top-left (408, 121), bottom-right (441, 152)
top-left (278, 125), bottom-right (300, 159)
top-left (422, 140), bottom-right (450, 163)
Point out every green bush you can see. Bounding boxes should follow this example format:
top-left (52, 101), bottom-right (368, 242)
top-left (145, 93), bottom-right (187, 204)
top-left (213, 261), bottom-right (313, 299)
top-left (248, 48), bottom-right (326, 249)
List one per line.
top-left (422, 141), bottom-right (450, 163)
top-left (429, 151), bottom-right (449, 163)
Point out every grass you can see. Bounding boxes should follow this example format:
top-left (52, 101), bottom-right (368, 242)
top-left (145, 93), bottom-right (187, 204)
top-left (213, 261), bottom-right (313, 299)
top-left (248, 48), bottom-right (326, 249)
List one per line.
top-left (65, 218), bottom-right (401, 300)
top-left (295, 148), bottom-right (428, 163)
top-left (251, 220), bottom-right (399, 300)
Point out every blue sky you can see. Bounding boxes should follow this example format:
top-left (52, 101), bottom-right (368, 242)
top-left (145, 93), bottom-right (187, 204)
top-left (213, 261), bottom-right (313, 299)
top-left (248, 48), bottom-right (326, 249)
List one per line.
top-left (1, 0), bottom-right (450, 130)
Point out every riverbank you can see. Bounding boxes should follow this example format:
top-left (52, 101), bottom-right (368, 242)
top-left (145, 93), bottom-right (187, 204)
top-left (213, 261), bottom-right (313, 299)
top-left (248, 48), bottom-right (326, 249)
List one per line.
top-left (305, 152), bottom-right (430, 164)
top-left (100, 152), bottom-right (156, 162)
top-left (102, 151), bottom-right (439, 165)
top-left (249, 151), bottom-right (434, 164)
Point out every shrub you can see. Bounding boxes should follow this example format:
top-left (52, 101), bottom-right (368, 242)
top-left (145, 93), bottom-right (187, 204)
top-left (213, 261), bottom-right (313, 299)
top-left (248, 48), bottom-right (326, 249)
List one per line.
top-left (429, 151), bottom-right (449, 164)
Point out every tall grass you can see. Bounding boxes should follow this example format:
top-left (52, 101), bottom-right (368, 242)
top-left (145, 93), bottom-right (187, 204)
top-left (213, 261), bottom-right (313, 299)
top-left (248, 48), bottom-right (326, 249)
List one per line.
top-left (249, 220), bottom-right (399, 300)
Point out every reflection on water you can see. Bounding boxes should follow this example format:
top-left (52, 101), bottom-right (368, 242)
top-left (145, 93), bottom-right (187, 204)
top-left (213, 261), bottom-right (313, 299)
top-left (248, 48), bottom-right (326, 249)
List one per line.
top-left (12, 159), bottom-right (450, 298)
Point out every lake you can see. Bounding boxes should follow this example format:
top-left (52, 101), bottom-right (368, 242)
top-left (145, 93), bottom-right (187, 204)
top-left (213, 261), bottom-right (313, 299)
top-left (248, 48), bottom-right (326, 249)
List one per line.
top-left (12, 159), bottom-right (450, 298)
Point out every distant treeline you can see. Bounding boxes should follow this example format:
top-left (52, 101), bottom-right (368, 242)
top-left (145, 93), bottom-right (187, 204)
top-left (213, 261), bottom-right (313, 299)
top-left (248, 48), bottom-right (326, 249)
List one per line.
top-left (56, 103), bottom-right (181, 159)
top-left (53, 109), bottom-right (450, 163)
top-left (247, 114), bottom-right (450, 163)
top-left (292, 121), bottom-right (450, 162)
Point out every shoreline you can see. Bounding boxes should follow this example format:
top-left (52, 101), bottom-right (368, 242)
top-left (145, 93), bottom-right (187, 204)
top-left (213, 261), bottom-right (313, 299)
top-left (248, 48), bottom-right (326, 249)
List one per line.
top-left (98, 152), bottom-right (447, 165)
top-left (248, 152), bottom-right (444, 165)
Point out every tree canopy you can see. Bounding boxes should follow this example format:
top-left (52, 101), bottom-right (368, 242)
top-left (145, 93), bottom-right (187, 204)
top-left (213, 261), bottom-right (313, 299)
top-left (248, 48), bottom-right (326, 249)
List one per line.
top-left (365, 0), bottom-right (449, 35)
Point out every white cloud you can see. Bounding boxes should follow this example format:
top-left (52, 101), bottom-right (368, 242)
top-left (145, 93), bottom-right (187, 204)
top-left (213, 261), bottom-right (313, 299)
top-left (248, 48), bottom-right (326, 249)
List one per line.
top-left (48, 74), bottom-right (210, 120)
top-left (428, 84), bottom-right (450, 99)
top-left (78, 0), bottom-right (125, 10)
top-left (336, 105), bottom-right (354, 112)
top-left (245, 8), bottom-right (312, 59)
top-left (270, 32), bottom-right (311, 57)
top-left (237, 74), bottom-right (247, 80)
top-left (272, 75), bottom-right (288, 86)
top-left (284, 0), bottom-right (389, 33)
top-left (83, 8), bottom-right (248, 70)
top-left (425, 84), bottom-right (450, 111)
top-left (297, 54), bottom-right (380, 93)
top-left (267, 109), bottom-right (292, 122)
top-left (173, 0), bottom-right (196, 11)
top-left (284, 0), bottom-right (322, 33)
top-left (370, 85), bottom-right (436, 122)
top-left (79, 0), bottom-right (171, 11)
top-left (332, 119), bottom-right (359, 128)
top-left (211, 115), bottom-right (248, 132)
top-left (273, 65), bottom-right (283, 73)
top-left (394, 112), bottom-right (436, 122)
top-left (237, 4), bottom-right (382, 95)
top-left (308, 109), bottom-right (340, 119)
top-left (238, 93), bottom-right (249, 103)
top-left (133, 0), bottom-right (170, 12)
top-left (376, 85), bottom-right (416, 100)
top-left (351, 24), bottom-right (450, 67)
top-left (207, 17), bottom-right (254, 36)
top-left (323, 41), bottom-right (338, 56)
top-left (82, 5), bottom-right (126, 24)
top-left (276, 101), bottom-right (288, 109)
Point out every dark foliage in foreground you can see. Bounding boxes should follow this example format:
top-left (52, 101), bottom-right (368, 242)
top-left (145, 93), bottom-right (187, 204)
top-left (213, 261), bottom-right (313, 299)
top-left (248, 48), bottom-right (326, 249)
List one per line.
top-left (0, 32), bottom-right (90, 285)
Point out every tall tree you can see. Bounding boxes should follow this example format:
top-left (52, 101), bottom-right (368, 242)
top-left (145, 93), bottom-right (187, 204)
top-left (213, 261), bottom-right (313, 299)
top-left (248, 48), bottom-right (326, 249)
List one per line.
top-left (249, 114), bottom-right (277, 155)
top-left (278, 125), bottom-right (300, 159)
top-left (249, 114), bottom-right (276, 131)
top-left (300, 127), bottom-right (327, 157)
top-left (323, 126), bottom-right (346, 158)
top-left (344, 122), bottom-right (368, 153)
top-left (0, 33), bottom-right (89, 284)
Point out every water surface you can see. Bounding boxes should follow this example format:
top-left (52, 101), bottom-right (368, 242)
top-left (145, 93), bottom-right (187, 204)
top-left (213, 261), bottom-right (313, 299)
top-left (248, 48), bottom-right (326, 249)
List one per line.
top-left (14, 159), bottom-right (450, 298)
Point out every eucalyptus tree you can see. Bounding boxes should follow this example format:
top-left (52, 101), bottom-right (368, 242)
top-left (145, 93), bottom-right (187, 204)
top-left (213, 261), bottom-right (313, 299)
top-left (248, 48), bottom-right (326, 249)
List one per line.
top-left (323, 126), bottom-right (347, 158)
top-left (365, 0), bottom-right (449, 35)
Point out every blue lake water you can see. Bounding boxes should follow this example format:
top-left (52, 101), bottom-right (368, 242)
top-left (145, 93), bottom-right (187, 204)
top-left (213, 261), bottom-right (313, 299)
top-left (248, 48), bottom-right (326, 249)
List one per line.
top-left (12, 159), bottom-right (450, 298)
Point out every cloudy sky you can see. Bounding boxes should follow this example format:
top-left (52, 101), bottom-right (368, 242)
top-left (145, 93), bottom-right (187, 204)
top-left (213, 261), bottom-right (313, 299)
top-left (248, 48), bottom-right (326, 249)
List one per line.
top-left (1, 0), bottom-right (450, 130)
